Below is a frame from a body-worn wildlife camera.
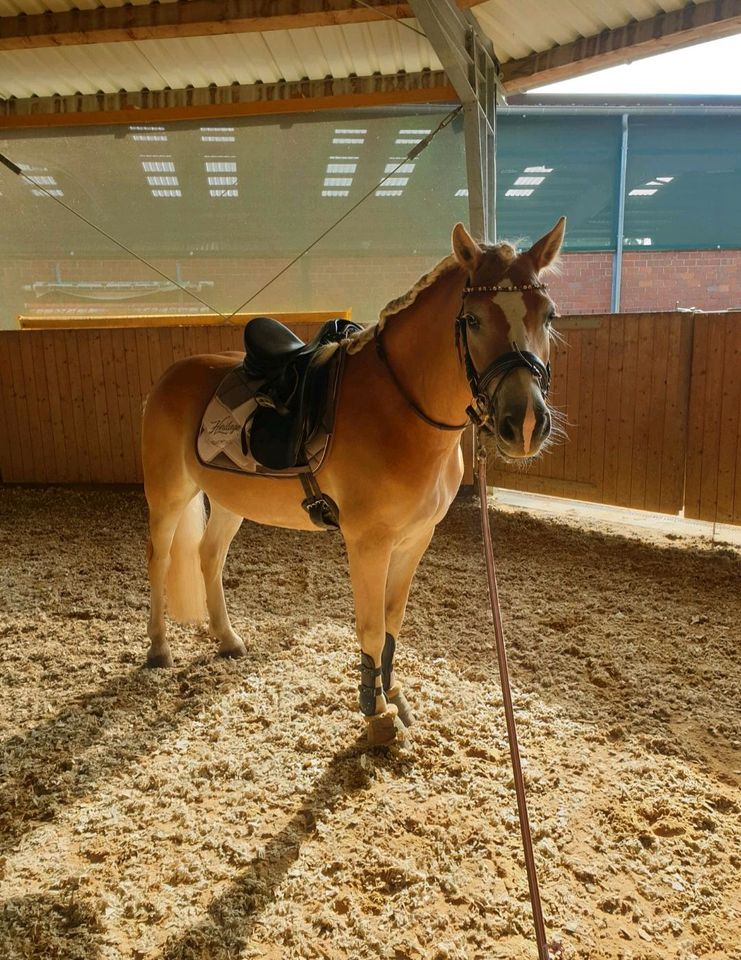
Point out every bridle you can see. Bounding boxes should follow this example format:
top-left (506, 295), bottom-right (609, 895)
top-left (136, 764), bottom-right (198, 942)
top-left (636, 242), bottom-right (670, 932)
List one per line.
top-left (374, 278), bottom-right (552, 432)
top-left (455, 280), bottom-right (551, 431)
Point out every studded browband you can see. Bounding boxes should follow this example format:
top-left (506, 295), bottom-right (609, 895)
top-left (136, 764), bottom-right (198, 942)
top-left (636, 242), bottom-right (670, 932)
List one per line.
top-left (465, 281), bottom-right (549, 293)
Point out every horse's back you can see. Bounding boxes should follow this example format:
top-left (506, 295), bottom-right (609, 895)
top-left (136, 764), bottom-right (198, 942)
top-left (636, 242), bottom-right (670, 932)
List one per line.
top-left (146, 351), bottom-right (241, 418)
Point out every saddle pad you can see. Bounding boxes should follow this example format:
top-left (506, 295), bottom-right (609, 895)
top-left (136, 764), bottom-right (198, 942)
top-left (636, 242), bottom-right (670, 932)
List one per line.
top-left (196, 358), bottom-right (340, 477)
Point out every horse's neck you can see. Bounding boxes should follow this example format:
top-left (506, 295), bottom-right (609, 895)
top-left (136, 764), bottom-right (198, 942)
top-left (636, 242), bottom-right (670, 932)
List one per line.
top-left (383, 266), bottom-right (471, 432)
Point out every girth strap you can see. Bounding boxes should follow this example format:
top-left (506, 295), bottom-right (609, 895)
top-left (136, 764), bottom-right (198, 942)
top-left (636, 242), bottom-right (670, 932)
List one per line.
top-left (299, 473), bottom-right (340, 530)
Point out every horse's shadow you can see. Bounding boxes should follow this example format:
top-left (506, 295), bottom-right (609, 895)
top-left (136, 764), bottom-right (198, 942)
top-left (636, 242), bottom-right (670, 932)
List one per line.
top-left (159, 738), bottom-right (386, 960)
top-left (0, 652), bottom-right (247, 858)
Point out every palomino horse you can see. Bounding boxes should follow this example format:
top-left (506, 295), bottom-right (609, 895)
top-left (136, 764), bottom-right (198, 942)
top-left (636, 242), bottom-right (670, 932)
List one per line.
top-left (142, 218), bottom-right (565, 744)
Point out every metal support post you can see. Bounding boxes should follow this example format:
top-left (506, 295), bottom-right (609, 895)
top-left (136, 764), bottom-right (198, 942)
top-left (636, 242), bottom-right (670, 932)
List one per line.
top-left (410, 0), bottom-right (501, 243)
top-left (611, 113), bottom-right (629, 312)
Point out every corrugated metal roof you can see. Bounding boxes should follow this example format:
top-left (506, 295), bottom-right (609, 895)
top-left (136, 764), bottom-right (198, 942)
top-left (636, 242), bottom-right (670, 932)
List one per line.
top-left (0, 0), bottom-right (717, 99)
top-left (0, 20), bottom-right (440, 99)
top-left (474, 0), bottom-right (692, 61)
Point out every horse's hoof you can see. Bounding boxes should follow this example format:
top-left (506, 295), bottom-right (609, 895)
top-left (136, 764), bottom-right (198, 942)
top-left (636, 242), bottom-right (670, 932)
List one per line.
top-left (365, 704), bottom-right (408, 747)
top-left (218, 638), bottom-right (247, 659)
top-left (146, 648), bottom-right (174, 668)
top-left (388, 690), bottom-right (414, 728)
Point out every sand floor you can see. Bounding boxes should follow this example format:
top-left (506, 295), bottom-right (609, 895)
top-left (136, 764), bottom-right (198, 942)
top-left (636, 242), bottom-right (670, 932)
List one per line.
top-left (0, 487), bottom-right (739, 960)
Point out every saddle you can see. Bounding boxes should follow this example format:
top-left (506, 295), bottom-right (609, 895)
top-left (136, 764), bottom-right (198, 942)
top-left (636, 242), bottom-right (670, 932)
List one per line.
top-left (244, 316), bottom-right (361, 471)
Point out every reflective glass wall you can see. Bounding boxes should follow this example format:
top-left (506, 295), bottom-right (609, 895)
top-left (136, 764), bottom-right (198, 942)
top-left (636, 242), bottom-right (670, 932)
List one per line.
top-left (0, 109), bottom-right (466, 328)
top-left (1, 108), bottom-right (739, 328)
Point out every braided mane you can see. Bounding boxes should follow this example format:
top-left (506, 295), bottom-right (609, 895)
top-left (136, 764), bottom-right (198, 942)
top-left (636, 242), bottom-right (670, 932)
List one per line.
top-left (346, 242), bottom-right (518, 355)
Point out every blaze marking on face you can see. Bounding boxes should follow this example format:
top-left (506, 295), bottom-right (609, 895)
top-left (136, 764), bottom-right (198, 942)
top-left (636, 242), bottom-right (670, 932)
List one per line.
top-left (522, 390), bottom-right (536, 455)
top-left (495, 279), bottom-right (529, 348)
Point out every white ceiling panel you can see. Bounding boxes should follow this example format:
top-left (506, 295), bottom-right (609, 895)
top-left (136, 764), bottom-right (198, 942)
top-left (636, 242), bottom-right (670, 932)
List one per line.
top-left (473, 0), bottom-right (699, 60)
top-left (0, 0), bottom-right (725, 100)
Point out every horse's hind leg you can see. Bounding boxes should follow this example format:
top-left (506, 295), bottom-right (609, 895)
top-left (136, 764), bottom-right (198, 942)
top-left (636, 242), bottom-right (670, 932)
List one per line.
top-left (146, 489), bottom-right (202, 667)
top-left (199, 500), bottom-right (246, 658)
top-left (382, 527), bottom-right (435, 728)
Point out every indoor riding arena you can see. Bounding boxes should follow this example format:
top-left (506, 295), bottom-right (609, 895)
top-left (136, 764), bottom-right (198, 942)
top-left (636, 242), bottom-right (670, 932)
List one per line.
top-left (1, 3), bottom-right (739, 960)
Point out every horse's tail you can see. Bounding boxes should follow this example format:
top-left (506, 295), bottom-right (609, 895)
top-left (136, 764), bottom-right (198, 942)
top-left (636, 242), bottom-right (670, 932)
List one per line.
top-left (166, 493), bottom-right (207, 624)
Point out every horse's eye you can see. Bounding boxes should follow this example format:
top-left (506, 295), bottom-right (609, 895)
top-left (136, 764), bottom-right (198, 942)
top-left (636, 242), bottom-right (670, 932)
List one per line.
top-left (465, 313), bottom-right (480, 330)
top-left (545, 307), bottom-right (556, 327)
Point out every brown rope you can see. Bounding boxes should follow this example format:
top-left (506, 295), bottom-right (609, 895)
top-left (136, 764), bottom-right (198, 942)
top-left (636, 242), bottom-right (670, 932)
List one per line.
top-left (476, 442), bottom-right (562, 960)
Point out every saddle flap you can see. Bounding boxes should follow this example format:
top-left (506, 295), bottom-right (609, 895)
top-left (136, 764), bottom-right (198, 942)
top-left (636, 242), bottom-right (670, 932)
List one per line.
top-left (249, 358), bottom-right (332, 471)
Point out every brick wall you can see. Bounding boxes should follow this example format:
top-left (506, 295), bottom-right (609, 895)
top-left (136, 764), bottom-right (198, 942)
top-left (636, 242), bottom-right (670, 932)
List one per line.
top-left (2, 249), bottom-right (740, 329)
top-left (548, 249), bottom-right (741, 314)
top-left (547, 252), bottom-right (613, 314)
top-left (620, 251), bottom-right (741, 312)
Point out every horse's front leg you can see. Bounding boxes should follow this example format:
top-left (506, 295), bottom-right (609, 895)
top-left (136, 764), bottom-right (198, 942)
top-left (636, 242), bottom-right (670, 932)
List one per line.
top-left (345, 534), bottom-right (405, 746)
top-left (382, 527), bottom-right (435, 728)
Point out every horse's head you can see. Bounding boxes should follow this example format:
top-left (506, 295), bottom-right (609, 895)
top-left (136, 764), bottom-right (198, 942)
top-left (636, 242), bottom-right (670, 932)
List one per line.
top-left (451, 217), bottom-right (566, 460)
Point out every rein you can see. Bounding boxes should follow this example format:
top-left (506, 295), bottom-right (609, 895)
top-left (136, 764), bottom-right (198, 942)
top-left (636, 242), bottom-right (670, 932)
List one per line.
top-left (374, 279), bottom-right (552, 434)
top-left (477, 441), bottom-right (562, 960)
top-left (374, 325), bottom-right (468, 431)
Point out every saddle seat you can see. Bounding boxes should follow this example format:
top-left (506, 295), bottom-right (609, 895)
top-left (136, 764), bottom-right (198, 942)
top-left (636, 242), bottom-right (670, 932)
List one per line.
top-left (242, 316), bottom-right (361, 471)
top-left (243, 316), bottom-right (350, 380)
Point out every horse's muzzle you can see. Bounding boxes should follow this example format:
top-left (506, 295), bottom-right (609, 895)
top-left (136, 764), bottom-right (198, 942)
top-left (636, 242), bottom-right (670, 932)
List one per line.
top-left (494, 394), bottom-right (551, 459)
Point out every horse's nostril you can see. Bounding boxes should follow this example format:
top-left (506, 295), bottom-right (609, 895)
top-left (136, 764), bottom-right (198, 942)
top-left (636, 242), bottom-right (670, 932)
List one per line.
top-left (540, 408), bottom-right (551, 437)
top-left (498, 414), bottom-right (517, 444)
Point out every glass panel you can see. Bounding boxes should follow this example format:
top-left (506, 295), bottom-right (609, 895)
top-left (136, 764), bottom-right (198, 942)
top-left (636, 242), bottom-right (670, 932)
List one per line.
top-left (623, 116), bottom-right (741, 250)
top-left (0, 109), bottom-right (466, 328)
top-left (3, 109), bottom-right (738, 329)
top-left (497, 114), bottom-right (622, 252)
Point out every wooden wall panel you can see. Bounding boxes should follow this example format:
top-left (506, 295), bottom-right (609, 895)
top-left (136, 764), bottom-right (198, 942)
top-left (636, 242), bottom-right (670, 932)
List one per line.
top-left (0, 321), bottom-right (299, 485)
top-left (685, 314), bottom-right (741, 523)
top-left (488, 313), bottom-right (695, 516)
top-left (1, 313), bottom-right (738, 526)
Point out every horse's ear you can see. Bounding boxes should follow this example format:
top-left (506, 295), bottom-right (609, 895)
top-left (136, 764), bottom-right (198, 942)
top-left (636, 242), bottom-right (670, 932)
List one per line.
top-left (526, 216), bottom-right (566, 272)
top-left (452, 223), bottom-right (482, 272)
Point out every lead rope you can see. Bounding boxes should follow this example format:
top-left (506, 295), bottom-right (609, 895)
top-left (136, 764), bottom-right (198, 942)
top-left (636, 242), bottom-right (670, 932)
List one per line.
top-left (476, 439), bottom-right (562, 960)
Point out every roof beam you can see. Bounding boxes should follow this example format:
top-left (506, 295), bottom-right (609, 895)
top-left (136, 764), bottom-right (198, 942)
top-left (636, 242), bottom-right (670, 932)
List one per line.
top-left (502, 0), bottom-right (741, 93)
top-left (0, 0), bottom-right (486, 50)
top-left (0, 70), bottom-right (456, 129)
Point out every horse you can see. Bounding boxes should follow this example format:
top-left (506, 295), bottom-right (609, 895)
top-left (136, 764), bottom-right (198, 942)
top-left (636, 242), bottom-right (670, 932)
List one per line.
top-left (141, 218), bottom-right (565, 745)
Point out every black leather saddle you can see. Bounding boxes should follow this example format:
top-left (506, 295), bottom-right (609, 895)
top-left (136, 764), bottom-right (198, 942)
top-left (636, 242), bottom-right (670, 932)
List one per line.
top-left (243, 316), bottom-right (361, 471)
